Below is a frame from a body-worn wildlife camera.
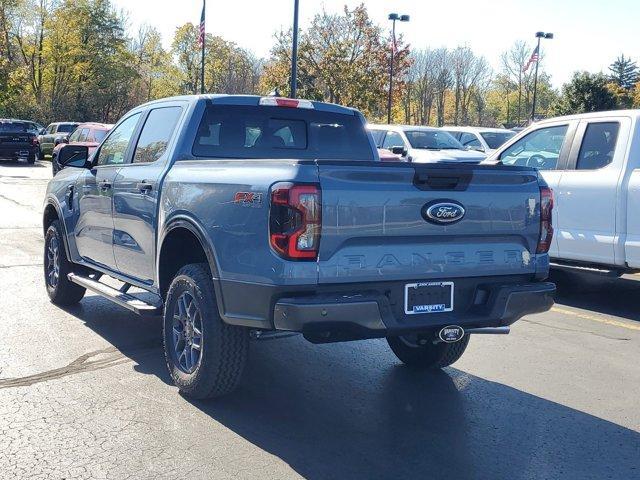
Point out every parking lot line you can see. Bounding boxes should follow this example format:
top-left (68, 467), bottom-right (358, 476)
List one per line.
top-left (551, 306), bottom-right (640, 331)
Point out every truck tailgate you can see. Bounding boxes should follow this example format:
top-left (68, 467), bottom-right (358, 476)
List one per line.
top-left (317, 162), bottom-right (543, 283)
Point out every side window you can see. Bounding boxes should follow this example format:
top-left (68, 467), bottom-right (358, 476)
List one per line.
top-left (499, 125), bottom-right (569, 170)
top-left (460, 132), bottom-right (482, 149)
top-left (68, 129), bottom-right (83, 143)
top-left (45, 125), bottom-right (55, 135)
top-left (77, 128), bottom-right (90, 142)
top-left (95, 114), bottom-right (141, 166)
top-left (132, 107), bottom-right (182, 164)
top-left (369, 130), bottom-right (384, 147)
top-left (576, 122), bottom-right (619, 170)
top-left (382, 131), bottom-right (404, 149)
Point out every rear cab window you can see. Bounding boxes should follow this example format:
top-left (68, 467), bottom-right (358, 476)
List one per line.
top-left (0, 122), bottom-right (29, 133)
top-left (576, 122), bottom-right (620, 170)
top-left (192, 105), bottom-right (374, 160)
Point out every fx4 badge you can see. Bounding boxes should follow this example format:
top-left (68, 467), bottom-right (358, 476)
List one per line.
top-left (234, 192), bottom-right (263, 207)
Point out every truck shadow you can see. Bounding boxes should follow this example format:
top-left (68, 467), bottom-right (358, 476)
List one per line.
top-left (551, 269), bottom-right (640, 323)
top-left (65, 294), bottom-right (639, 480)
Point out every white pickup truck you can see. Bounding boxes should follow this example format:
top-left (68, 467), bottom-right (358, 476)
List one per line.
top-left (488, 110), bottom-right (640, 275)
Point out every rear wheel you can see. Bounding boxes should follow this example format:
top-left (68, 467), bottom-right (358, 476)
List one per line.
top-left (44, 220), bottom-right (86, 305)
top-left (37, 147), bottom-right (45, 160)
top-left (387, 334), bottom-right (470, 369)
top-left (163, 263), bottom-right (248, 399)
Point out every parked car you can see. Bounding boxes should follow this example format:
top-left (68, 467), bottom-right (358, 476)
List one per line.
top-left (43, 94), bottom-right (555, 399)
top-left (443, 126), bottom-right (515, 154)
top-left (368, 124), bottom-right (486, 163)
top-left (38, 122), bottom-right (80, 159)
top-left (377, 147), bottom-right (406, 162)
top-left (51, 122), bottom-right (113, 175)
top-left (0, 119), bottom-right (39, 164)
top-left (487, 109), bottom-right (640, 276)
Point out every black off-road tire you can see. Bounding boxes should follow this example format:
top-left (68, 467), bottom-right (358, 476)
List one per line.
top-left (163, 263), bottom-right (248, 399)
top-left (27, 153), bottom-right (36, 164)
top-left (44, 220), bottom-right (86, 305)
top-left (38, 147), bottom-right (45, 160)
top-left (387, 334), bottom-right (470, 369)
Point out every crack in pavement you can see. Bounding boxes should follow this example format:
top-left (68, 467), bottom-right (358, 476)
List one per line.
top-left (523, 318), bottom-right (632, 341)
top-left (0, 193), bottom-right (34, 209)
top-left (0, 343), bottom-right (160, 389)
top-left (0, 263), bottom-right (42, 269)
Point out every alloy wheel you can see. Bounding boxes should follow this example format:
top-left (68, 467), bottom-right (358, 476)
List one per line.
top-left (171, 291), bottom-right (203, 374)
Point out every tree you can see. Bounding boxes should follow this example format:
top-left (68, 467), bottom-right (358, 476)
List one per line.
top-left (261, 3), bottom-right (410, 121)
top-left (171, 23), bottom-right (261, 96)
top-left (553, 72), bottom-right (618, 115)
top-left (609, 54), bottom-right (638, 90)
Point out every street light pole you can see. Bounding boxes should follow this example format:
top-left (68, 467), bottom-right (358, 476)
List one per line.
top-left (291, 0), bottom-right (300, 98)
top-left (531, 31), bottom-right (553, 122)
top-left (387, 13), bottom-right (409, 124)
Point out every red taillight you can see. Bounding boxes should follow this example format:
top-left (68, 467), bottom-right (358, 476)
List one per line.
top-left (270, 183), bottom-right (321, 260)
top-left (537, 186), bottom-right (554, 254)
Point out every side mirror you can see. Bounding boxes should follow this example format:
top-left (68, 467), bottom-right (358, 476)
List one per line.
top-left (58, 145), bottom-right (90, 169)
top-left (61, 137), bottom-right (69, 144)
top-left (391, 146), bottom-right (408, 156)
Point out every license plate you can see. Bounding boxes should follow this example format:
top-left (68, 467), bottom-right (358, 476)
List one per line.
top-left (404, 282), bottom-right (454, 315)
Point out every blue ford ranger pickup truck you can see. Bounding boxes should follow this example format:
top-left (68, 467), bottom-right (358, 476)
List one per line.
top-left (43, 95), bottom-right (555, 398)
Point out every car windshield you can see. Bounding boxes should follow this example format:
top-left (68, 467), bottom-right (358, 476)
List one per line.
top-left (481, 131), bottom-right (515, 149)
top-left (404, 130), bottom-right (464, 150)
top-left (57, 124), bottom-right (77, 133)
top-left (94, 130), bottom-right (108, 142)
top-left (0, 122), bottom-right (29, 133)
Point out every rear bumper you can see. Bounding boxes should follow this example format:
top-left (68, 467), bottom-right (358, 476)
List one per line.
top-left (271, 281), bottom-right (555, 342)
top-left (0, 145), bottom-right (36, 160)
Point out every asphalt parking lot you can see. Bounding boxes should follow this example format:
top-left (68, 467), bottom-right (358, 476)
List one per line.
top-left (0, 160), bottom-right (639, 480)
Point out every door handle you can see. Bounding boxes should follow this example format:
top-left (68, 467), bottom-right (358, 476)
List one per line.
top-left (136, 182), bottom-right (153, 193)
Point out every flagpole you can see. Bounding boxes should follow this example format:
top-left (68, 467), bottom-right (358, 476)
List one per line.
top-left (200, 0), bottom-right (206, 94)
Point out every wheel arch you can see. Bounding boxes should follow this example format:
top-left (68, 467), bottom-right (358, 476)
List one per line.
top-left (157, 216), bottom-right (222, 300)
top-left (43, 199), bottom-right (72, 260)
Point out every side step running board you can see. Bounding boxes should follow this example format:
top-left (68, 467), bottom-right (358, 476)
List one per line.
top-left (68, 273), bottom-right (162, 317)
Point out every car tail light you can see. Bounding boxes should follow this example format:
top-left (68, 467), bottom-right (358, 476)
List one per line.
top-left (270, 183), bottom-right (321, 260)
top-left (259, 97), bottom-right (314, 109)
top-left (537, 186), bottom-right (554, 254)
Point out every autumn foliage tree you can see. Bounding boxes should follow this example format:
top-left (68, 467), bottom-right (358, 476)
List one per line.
top-left (261, 3), bottom-right (410, 121)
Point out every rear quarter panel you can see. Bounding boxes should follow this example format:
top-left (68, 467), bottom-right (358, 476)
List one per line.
top-left (159, 159), bottom-right (319, 286)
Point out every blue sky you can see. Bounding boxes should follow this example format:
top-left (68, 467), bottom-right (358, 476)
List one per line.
top-left (113, 0), bottom-right (640, 87)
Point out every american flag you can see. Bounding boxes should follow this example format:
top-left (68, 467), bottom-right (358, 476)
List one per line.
top-left (523, 45), bottom-right (539, 73)
top-left (198, 1), bottom-right (206, 47)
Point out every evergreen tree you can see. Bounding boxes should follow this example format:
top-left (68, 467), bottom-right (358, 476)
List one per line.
top-left (608, 54), bottom-right (639, 90)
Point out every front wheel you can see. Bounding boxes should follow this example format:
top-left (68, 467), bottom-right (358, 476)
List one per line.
top-left (163, 263), bottom-right (248, 399)
top-left (44, 220), bottom-right (86, 305)
top-left (387, 334), bottom-right (470, 369)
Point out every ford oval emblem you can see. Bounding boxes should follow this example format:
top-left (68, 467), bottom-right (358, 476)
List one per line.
top-left (422, 200), bottom-right (466, 225)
